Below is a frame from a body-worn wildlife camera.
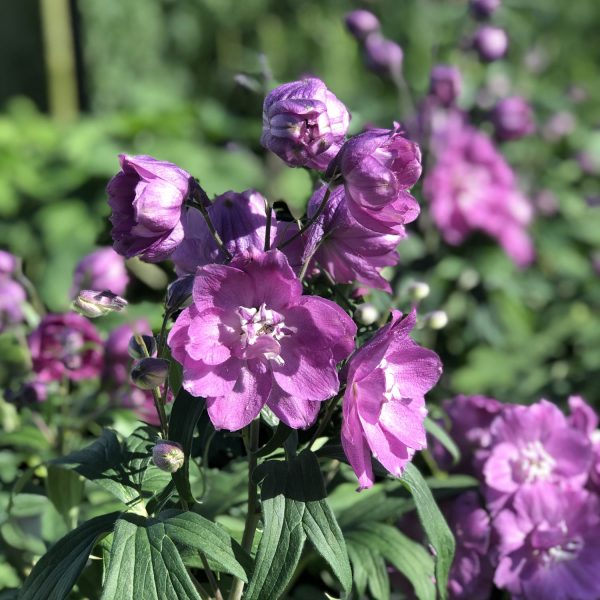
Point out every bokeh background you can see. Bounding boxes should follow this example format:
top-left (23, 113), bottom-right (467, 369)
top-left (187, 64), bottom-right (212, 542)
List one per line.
top-left (1, 0), bottom-right (600, 403)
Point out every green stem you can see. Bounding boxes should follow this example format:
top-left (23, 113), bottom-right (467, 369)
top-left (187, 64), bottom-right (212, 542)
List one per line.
top-left (200, 553), bottom-right (224, 600)
top-left (228, 420), bottom-right (260, 600)
top-left (309, 391), bottom-right (344, 450)
top-left (190, 190), bottom-right (232, 262)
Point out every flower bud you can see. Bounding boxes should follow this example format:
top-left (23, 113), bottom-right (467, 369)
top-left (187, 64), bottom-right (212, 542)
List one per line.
top-left (363, 34), bottom-right (403, 78)
top-left (354, 303), bottom-right (380, 326)
top-left (492, 96), bottom-right (535, 141)
top-left (425, 310), bottom-right (448, 330)
top-left (152, 440), bottom-right (184, 473)
top-left (344, 10), bottom-right (380, 41)
top-left (127, 335), bottom-right (157, 360)
top-left (72, 290), bottom-right (127, 318)
top-left (71, 247), bottom-right (129, 298)
top-left (0, 250), bottom-right (18, 277)
top-left (261, 78), bottom-right (350, 171)
top-left (165, 275), bottom-right (194, 313)
top-left (429, 65), bottom-right (462, 108)
top-left (469, 0), bottom-right (501, 20)
top-left (131, 357), bottom-right (169, 390)
top-left (473, 26), bottom-right (508, 62)
top-left (408, 281), bottom-right (430, 302)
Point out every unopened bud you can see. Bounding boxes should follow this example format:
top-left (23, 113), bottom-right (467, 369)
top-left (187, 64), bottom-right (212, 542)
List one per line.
top-left (131, 358), bottom-right (169, 390)
top-left (408, 281), bottom-right (430, 302)
top-left (469, 0), bottom-right (501, 20)
top-left (425, 310), bottom-right (448, 330)
top-left (363, 34), bottom-right (403, 79)
top-left (354, 303), bottom-right (379, 326)
top-left (473, 26), bottom-right (508, 62)
top-left (344, 10), bottom-right (380, 41)
top-left (166, 275), bottom-right (194, 313)
top-left (128, 335), bottom-right (157, 359)
top-left (72, 290), bottom-right (127, 318)
top-left (152, 441), bottom-right (184, 473)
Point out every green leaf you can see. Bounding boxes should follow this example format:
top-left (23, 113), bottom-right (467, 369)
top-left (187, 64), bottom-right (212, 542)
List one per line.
top-left (349, 523), bottom-right (435, 600)
top-left (346, 541), bottom-right (389, 600)
top-left (167, 389), bottom-right (205, 506)
top-left (19, 512), bottom-right (120, 600)
top-left (100, 514), bottom-right (201, 600)
top-left (401, 464), bottom-right (455, 600)
top-left (424, 417), bottom-right (460, 466)
top-left (253, 421), bottom-right (292, 458)
top-left (159, 510), bottom-right (252, 580)
top-left (245, 451), bottom-right (351, 600)
top-left (45, 465), bottom-right (85, 529)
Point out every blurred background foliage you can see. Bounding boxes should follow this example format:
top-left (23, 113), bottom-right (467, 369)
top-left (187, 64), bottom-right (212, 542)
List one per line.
top-left (1, 0), bottom-right (600, 402)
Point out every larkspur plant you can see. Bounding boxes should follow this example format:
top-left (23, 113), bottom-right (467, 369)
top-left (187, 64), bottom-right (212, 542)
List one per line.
top-left (4, 3), bottom-right (600, 600)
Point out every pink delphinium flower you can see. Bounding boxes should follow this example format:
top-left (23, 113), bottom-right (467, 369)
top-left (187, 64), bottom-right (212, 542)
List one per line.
top-left (494, 485), bottom-right (600, 600)
top-left (261, 78), bottom-right (350, 171)
top-left (431, 395), bottom-right (503, 477)
top-left (107, 154), bottom-right (192, 262)
top-left (444, 491), bottom-right (496, 600)
top-left (424, 119), bottom-right (534, 267)
top-left (341, 310), bottom-right (442, 489)
top-left (329, 127), bottom-right (422, 235)
top-left (172, 190), bottom-right (273, 275)
top-left (71, 247), bottom-right (129, 298)
top-left (482, 400), bottom-right (592, 514)
top-left (303, 185), bottom-right (402, 291)
top-left (168, 249), bottom-right (356, 431)
top-left (28, 314), bottom-right (103, 382)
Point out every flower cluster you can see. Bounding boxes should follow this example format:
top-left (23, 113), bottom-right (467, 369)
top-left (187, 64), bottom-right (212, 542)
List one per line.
top-left (428, 395), bottom-right (600, 599)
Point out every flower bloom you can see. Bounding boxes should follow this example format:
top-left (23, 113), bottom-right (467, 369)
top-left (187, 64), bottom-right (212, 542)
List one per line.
top-left (341, 310), bottom-right (442, 489)
top-left (494, 485), bottom-right (600, 600)
top-left (168, 249), bottom-right (356, 431)
top-left (429, 65), bottom-right (462, 108)
top-left (71, 247), bottom-right (129, 298)
top-left (28, 314), bottom-right (103, 382)
top-left (107, 154), bottom-right (192, 262)
top-left (0, 278), bottom-right (26, 333)
top-left (444, 492), bottom-right (496, 600)
top-left (473, 26), bottom-right (508, 62)
top-left (261, 78), bottom-right (350, 171)
top-left (424, 118), bottom-right (534, 267)
top-left (431, 395), bottom-right (503, 477)
top-left (482, 400), bottom-right (592, 514)
top-left (329, 127), bottom-right (422, 235)
top-left (492, 96), bottom-right (535, 141)
top-left (303, 185), bottom-right (402, 291)
top-left (172, 190), bottom-right (273, 275)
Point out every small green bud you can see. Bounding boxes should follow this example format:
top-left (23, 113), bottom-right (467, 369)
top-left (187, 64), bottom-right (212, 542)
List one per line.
top-left (354, 303), bottom-right (379, 326)
top-left (152, 441), bottom-right (184, 473)
top-left (131, 358), bottom-right (169, 389)
top-left (72, 290), bottom-right (127, 318)
top-left (127, 335), bottom-right (157, 359)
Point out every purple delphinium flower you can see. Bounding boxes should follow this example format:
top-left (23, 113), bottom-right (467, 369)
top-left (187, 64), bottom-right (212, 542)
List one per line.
top-left (494, 485), bottom-right (600, 600)
top-left (431, 395), bottom-right (503, 477)
top-left (492, 96), bottom-right (535, 141)
top-left (329, 126), bottom-right (422, 235)
top-left (0, 250), bottom-right (18, 276)
top-left (103, 320), bottom-right (161, 426)
top-left (261, 78), bottom-right (350, 171)
top-left (444, 492), bottom-right (496, 600)
top-left (482, 400), bottom-right (592, 514)
top-left (28, 314), bottom-right (103, 383)
top-left (0, 278), bottom-right (26, 332)
top-left (429, 65), bottom-right (462, 108)
top-left (341, 310), bottom-right (442, 489)
top-left (344, 10), bottom-right (380, 41)
top-left (168, 249), bottom-right (356, 431)
top-left (362, 35), bottom-right (404, 79)
top-left (424, 119), bottom-right (534, 267)
top-left (71, 247), bottom-right (129, 298)
top-left (469, 0), bottom-right (501, 20)
top-left (172, 190), bottom-right (273, 276)
top-left (473, 26), bottom-right (508, 62)
top-left (303, 185), bottom-right (402, 292)
top-left (107, 154), bottom-right (192, 262)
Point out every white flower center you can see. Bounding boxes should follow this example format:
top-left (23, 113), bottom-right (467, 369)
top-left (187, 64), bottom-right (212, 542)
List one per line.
top-left (516, 440), bottom-right (556, 483)
top-left (237, 303), bottom-right (287, 365)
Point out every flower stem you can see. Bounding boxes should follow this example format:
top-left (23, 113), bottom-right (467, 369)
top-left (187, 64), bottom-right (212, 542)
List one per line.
top-left (190, 187), bottom-right (233, 262)
top-left (200, 552), bottom-right (224, 600)
top-left (228, 419), bottom-right (260, 600)
top-left (264, 197), bottom-right (272, 252)
top-left (309, 391), bottom-right (344, 450)
top-left (277, 186), bottom-right (332, 251)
